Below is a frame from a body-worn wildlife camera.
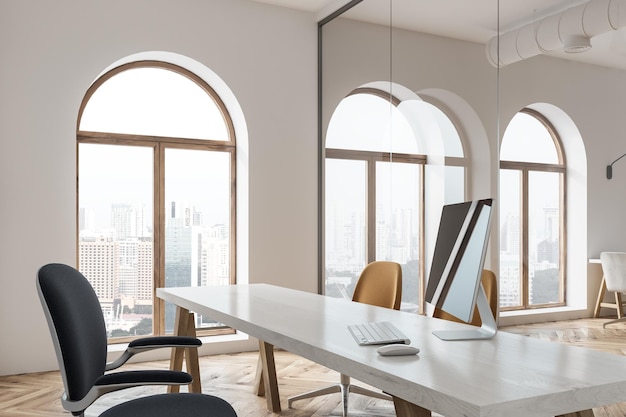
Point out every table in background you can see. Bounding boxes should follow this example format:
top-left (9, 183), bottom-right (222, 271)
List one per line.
top-left (158, 284), bottom-right (626, 417)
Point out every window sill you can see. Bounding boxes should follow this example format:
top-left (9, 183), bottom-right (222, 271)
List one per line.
top-left (499, 305), bottom-right (588, 327)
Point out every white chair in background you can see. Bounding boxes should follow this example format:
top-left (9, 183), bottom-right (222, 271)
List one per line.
top-left (600, 252), bottom-right (626, 328)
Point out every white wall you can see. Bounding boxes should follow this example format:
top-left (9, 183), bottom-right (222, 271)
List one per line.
top-left (0, 0), bottom-right (317, 375)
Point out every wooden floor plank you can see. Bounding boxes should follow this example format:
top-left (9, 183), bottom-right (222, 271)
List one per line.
top-left (2, 318), bottom-right (626, 416)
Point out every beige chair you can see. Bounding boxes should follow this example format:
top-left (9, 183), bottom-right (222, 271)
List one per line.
top-left (433, 269), bottom-right (498, 327)
top-left (600, 252), bottom-right (626, 328)
top-left (287, 261), bottom-right (402, 416)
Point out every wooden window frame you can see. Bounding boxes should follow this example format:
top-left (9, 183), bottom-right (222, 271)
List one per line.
top-left (499, 108), bottom-right (566, 311)
top-left (325, 148), bottom-right (427, 310)
top-left (76, 61), bottom-right (237, 342)
top-left (324, 88), bottom-right (468, 315)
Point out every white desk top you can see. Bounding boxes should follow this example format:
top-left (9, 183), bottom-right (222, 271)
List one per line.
top-left (158, 284), bottom-right (626, 417)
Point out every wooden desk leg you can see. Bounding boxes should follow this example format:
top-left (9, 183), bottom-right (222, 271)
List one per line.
top-left (168, 306), bottom-right (202, 394)
top-left (556, 410), bottom-right (594, 417)
top-left (184, 311), bottom-right (201, 393)
top-left (258, 340), bottom-right (281, 412)
top-left (253, 353), bottom-right (265, 397)
top-left (392, 396), bottom-right (431, 417)
top-left (594, 277), bottom-right (607, 318)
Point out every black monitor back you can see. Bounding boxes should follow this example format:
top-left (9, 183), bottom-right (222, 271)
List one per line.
top-left (425, 199), bottom-right (493, 324)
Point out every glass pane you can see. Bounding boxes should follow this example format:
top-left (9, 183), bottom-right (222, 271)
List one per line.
top-left (80, 67), bottom-right (229, 141)
top-left (376, 161), bottom-right (421, 312)
top-left (500, 112), bottom-right (559, 164)
top-left (164, 148), bottom-right (231, 332)
top-left (431, 105), bottom-right (463, 157)
top-left (445, 166), bottom-right (465, 203)
top-left (528, 171), bottom-right (561, 305)
top-left (326, 93), bottom-right (417, 153)
top-left (325, 159), bottom-right (367, 300)
top-left (499, 169), bottom-right (522, 308)
top-left (78, 143), bottom-right (154, 338)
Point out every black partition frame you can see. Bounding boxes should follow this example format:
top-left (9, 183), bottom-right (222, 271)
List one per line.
top-left (317, 0), bottom-right (364, 294)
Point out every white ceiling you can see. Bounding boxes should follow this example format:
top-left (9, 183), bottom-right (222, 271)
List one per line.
top-left (251, 0), bottom-right (626, 70)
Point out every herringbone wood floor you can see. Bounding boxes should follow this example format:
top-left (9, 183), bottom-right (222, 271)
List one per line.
top-left (3, 318), bottom-right (626, 417)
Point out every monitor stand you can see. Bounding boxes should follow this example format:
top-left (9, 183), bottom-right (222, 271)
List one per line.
top-left (432, 283), bottom-right (497, 341)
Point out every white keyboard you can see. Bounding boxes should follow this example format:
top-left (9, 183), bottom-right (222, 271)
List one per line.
top-left (348, 321), bottom-right (410, 346)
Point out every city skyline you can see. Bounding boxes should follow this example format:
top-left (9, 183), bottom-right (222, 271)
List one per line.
top-left (79, 200), bottom-right (230, 336)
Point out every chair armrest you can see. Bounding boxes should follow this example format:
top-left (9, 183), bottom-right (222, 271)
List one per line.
top-left (106, 336), bottom-right (202, 371)
top-left (62, 370), bottom-right (192, 414)
top-left (128, 336), bottom-right (202, 351)
top-left (98, 369), bottom-right (193, 386)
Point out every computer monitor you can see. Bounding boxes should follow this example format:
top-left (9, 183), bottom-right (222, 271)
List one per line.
top-left (425, 198), bottom-right (496, 341)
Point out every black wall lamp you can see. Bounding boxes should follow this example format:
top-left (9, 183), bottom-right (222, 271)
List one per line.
top-left (607, 153), bottom-right (626, 179)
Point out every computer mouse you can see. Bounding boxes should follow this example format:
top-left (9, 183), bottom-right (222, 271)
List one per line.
top-left (376, 344), bottom-right (420, 356)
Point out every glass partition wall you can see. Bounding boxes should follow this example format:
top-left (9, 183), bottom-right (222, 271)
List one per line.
top-left (318, 1), bottom-right (498, 315)
top-left (319, 0), bottom-right (626, 321)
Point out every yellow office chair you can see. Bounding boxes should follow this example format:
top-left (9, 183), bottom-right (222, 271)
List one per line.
top-left (433, 269), bottom-right (498, 326)
top-left (287, 261), bottom-right (402, 417)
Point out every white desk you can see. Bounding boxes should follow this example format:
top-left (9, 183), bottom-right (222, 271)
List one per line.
top-left (157, 284), bottom-right (626, 417)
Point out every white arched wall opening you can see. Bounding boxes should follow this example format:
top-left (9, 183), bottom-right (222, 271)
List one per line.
top-left (89, 51), bottom-right (254, 356)
top-left (347, 81), bottom-right (445, 285)
top-left (418, 88), bottom-right (493, 199)
top-left (418, 88), bottom-right (496, 275)
top-left (327, 81), bottom-right (493, 299)
top-left (498, 103), bottom-right (589, 326)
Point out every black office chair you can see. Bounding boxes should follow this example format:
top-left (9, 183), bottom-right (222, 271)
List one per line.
top-left (37, 263), bottom-right (237, 417)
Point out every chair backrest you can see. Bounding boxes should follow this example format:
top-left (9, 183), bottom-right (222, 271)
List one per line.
top-left (433, 269), bottom-right (498, 327)
top-left (600, 252), bottom-right (626, 293)
top-left (37, 263), bottom-right (108, 402)
top-left (352, 261), bottom-right (402, 310)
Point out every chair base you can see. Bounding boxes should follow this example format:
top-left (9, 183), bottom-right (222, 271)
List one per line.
top-left (288, 374), bottom-right (391, 417)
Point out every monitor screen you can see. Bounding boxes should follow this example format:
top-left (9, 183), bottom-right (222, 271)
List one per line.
top-left (425, 199), bottom-right (494, 340)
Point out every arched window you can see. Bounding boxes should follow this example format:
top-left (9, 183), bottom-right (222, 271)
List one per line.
top-left (324, 87), bottom-right (465, 312)
top-left (77, 61), bottom-right (236, 340)
top-left (499, 108), bottom-right (566, 310)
